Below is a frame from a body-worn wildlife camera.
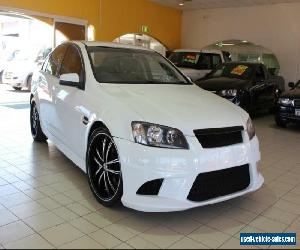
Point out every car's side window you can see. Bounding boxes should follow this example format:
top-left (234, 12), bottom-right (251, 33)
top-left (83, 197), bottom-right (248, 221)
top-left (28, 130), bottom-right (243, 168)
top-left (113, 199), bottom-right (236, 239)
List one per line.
top-left (60, 45), bottom-right (85, 85)
top-left (197, 54), bottom-right (212, 70)
top-left (212, 54), bottom-right (222, 69)
top-left (46, 45), bottom-right (68, 77)
top-left (255, 66), bottom-right (266, 84)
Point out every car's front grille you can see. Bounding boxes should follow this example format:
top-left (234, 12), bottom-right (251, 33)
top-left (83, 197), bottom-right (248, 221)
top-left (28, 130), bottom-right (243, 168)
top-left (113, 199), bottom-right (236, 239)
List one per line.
top-left (187, 164), bottom-right (250, 202)
top-left (194, 126), bottom-right (244, 148)
top-left (294, 99), bottom-right (300, 108)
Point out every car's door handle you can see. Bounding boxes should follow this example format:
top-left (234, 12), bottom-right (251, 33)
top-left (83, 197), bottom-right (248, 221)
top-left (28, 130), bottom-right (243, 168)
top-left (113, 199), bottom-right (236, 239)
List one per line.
top-left (82, 116), bottom-right (89, 125)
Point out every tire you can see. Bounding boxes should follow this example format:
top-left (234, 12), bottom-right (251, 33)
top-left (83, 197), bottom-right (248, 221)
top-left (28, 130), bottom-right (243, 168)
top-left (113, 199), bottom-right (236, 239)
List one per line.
top-left (27, 75), bottom-right (32, 92)
top-left (86, 127), bottom-right (123, 207)
top-left (13, 87), bottom-right (22, 91)
top-left (270, 89), bottom-right (281, 114)
top-left (275, 116), bottom-right (288, 128)
top-left (30, 102), bottom-right (47, 142)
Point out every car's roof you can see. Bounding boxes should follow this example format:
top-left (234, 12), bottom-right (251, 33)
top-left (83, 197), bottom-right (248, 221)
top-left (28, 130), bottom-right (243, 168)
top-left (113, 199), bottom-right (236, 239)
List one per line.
top-left (173, 49), bottom-right (223, 54)
top-left (73, 41), bottom-right (153, 52)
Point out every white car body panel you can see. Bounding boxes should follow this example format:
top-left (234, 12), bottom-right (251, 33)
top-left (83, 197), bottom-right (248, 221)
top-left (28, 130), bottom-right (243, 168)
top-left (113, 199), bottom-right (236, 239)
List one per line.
top-left (31, 41), bottom-right (263, 212)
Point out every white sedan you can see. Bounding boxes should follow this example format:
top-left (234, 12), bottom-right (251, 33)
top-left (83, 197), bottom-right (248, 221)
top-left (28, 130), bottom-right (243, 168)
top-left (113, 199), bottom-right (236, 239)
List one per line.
top-left (30, 41), bottom-right (264, 212)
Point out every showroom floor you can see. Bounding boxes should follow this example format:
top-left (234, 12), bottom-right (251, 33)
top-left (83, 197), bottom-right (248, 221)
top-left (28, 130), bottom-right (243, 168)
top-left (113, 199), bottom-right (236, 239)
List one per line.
top-left (0, 87), bottom-right (299, 249)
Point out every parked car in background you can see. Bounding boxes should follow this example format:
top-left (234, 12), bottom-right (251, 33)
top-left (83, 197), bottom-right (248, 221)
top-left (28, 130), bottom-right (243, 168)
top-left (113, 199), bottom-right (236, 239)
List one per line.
top-left (0, 50), bottom-right (20, 84)
top-left (196, 62), bottom-right (285, 113)
top-left (168, 49), bottom-right (230, 81)
top-left (275, 81), bottom-right (300, 127)
top-left (2, 47), bottom-right (51, 91)
top-left (30, 41), bottom-right (263, 212)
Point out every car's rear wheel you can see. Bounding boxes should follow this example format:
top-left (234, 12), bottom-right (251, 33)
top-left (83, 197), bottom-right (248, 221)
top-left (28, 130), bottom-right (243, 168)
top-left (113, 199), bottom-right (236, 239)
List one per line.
top-left (87, 128), bottom-right (123, 207)
top-left (30, 102), bottom-right (47, 142)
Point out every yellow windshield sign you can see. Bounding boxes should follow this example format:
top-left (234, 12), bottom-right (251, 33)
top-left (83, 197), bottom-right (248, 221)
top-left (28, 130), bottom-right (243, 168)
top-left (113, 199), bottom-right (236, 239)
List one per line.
top-left (231, 65), bottom-right (248, 76)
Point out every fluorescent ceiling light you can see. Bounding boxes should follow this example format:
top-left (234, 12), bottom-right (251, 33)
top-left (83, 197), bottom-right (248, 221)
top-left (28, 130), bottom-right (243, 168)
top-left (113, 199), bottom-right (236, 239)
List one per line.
top-left (222, 43), bottom-right (235, 46)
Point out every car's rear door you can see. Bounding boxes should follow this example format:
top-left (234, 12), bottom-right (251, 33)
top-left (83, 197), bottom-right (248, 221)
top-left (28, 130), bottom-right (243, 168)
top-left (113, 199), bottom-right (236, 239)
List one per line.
top-left (38, 44), bottom-right (68, 136)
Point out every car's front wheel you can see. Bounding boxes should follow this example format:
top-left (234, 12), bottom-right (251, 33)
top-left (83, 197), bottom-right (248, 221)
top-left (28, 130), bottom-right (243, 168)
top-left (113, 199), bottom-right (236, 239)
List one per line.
top-left (275, 116), bottom-right (288, 128)
top-left (30, 102), bottom-right (47, 142)
top-left (87, 128), bottom-right (123, 207)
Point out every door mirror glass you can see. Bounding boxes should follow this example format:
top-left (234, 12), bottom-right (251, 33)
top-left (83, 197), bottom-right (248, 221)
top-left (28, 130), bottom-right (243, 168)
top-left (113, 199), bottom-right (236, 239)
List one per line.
top-left (288, 82), bottom-right (295, 89)
top-left (59, 73), bottom-right (80, 86)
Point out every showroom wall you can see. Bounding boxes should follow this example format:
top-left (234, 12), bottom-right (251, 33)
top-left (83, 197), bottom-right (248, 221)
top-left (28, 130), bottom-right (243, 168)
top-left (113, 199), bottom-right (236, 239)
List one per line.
top-left (0, 0), bottom-right (100, 32)
top-left (0, 0), bottom-right (182, 50)
top-left (182, 2), bottom-right (300, 84)
top-left (99, 0), bottom-right (181, 50)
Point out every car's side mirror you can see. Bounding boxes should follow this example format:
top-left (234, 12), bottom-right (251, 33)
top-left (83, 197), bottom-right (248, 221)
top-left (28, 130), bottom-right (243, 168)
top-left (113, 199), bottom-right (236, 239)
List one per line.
top-left (59, 73), bottom-right (80, 87)
top-left (288, 82), bottom-right (295, 89)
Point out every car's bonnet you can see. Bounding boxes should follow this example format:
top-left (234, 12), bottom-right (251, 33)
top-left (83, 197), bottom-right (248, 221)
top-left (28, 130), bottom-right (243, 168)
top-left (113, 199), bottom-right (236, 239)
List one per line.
top-left (102, 83), bottom-right (248, 136)
top-left (197, 77), bottom-right (250, 91)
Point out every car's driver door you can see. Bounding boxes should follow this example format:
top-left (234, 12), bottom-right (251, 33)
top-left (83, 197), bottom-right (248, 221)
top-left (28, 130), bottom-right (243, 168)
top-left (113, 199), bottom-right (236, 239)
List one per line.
top-left (54, 44), bottom-right (88, 160)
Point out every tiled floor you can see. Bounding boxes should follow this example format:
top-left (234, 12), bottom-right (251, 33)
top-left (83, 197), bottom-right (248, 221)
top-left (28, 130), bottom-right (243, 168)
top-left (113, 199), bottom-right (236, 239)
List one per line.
top-left (0, 90), bottom-right (299, 249)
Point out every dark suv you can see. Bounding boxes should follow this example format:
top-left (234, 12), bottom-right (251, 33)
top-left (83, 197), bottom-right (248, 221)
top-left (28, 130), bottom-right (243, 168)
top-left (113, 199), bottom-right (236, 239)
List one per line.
top-left (275, 81), bottom-right (300, 127)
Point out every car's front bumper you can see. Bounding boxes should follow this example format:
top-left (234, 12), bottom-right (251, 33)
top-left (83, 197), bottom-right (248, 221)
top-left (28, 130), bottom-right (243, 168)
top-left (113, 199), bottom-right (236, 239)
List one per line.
top-left (114, 135), bottom-right (263, 212)
top-left (277, 105), bottom-right (300, 122)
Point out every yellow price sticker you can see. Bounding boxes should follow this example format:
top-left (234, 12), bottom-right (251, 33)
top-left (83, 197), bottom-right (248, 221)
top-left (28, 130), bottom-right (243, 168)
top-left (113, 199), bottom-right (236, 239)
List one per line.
top-left (231, 65), bottom-right (248, 76)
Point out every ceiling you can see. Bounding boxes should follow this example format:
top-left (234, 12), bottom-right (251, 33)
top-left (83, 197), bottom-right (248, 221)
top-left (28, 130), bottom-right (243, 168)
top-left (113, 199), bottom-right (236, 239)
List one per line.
top-left (151, 0), bottom-right (300, 10)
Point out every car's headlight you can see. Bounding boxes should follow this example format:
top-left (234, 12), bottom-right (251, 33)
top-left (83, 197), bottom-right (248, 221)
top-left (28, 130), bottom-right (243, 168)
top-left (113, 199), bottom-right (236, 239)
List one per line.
top-left (278, 98), bottom-right (293, 106)
top-left (246, 118), bottom-right (255, 140)
top-left (220, 89), bottom-right (238, 97)
top-left (132, 122), bottom-right (189, 149)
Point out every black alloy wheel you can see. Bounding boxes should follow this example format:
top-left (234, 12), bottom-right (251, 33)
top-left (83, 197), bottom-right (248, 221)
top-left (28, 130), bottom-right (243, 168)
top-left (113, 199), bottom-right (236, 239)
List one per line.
top-left (87, 128), bottom-right (123, 207)
top-left (30, 102), bottom-right (47, 142)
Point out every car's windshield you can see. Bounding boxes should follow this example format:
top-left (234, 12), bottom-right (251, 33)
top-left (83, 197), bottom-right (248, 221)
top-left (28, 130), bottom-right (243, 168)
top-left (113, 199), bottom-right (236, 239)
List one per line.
top-left (208, 64), bottom-right (255, 80)
top-left (168, 51), bottom-right (222, 70)
top-left (87, 47), bottom-right (190, 85)
top-left (296, 81), bottom-right (300, 89)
